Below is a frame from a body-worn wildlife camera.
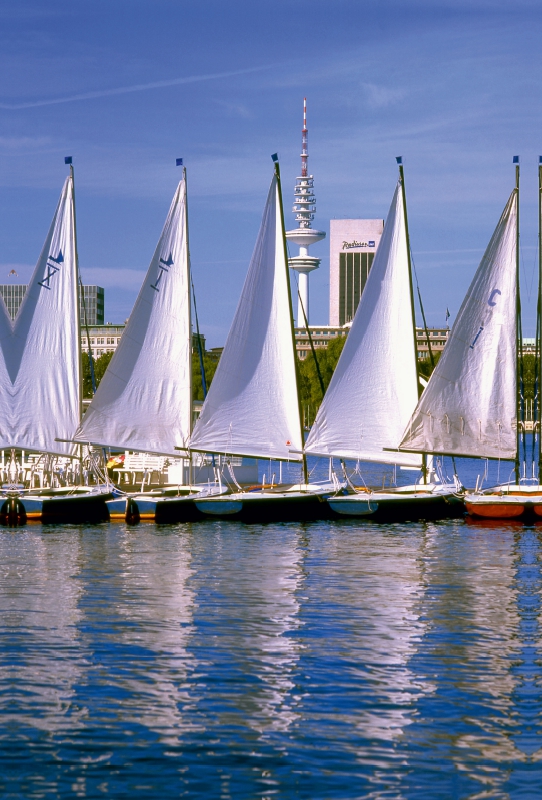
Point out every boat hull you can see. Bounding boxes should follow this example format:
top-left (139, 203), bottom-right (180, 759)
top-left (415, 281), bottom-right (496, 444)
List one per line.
top-left (107, 486), bottom-right (227, 524)
top-left (465, 501), bottom-right (525, 519)
top-left (0, 488), bottom-right (111, 525)
top-left (328, 486), bottom-right (463, 522)
top-left (465, 487), bottom-right (542, 521)
top-left (195, 488), bottom-right (335, 523)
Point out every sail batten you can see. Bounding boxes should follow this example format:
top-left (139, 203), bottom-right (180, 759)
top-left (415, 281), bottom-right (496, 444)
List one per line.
top-left (399, 189), bottom-right (518, 459)
top-left (189, 174), bottom-right (304, 461)
top-left (304, 181), bottom-right (422, 467)
top-left (74, 179), bottom-right (192, 457)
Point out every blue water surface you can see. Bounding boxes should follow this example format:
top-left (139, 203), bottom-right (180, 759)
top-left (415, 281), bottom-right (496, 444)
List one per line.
top-left (1, 512), bottom-right (541, 799)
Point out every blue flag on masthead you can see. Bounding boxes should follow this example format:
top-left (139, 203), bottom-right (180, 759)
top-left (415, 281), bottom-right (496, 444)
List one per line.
top-left (176, 158), bottom-right (183, 166)
top-left (513, 156), bottom-right (519, 164)
top-left (64, 156), bottom-right (72, 165)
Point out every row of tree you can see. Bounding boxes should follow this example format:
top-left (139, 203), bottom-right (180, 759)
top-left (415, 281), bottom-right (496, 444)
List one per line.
top-left (82, 349), bottom-right (220, 400)
top-left (82, 347), bottom-right (539, 418)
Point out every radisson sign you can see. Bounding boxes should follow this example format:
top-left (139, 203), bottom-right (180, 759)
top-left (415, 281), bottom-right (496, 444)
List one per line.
top-left (342, 240), bottom-right (376, 250)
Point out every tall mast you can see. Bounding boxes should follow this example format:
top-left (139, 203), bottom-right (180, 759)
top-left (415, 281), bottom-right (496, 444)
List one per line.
top-left (65, 157), bottom-right (83, 425)
top-left (539, 157), bottom-right (542, 482)
top-left (273, 153), bottom-right (308, 484)
top-left (396, 156), bottom-right (427, 483)
top-left (513, 156), bottom-right (523, 484)
top-left (180, 161), bottom-right (193, 435)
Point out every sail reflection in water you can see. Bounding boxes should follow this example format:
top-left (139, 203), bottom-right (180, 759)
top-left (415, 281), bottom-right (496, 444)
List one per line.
top-left (297, 525), bottom-right (432, 748)
top-left (190, 525), bottom-right (304, 737)
top-left (2, 521), bottom-right (542, 799)
top-left (0, 530), bottom-right (87, 736)
top-left (113, 529), bottom-right (198, 742)
top-left (398, 524), bottom-right (534, 796)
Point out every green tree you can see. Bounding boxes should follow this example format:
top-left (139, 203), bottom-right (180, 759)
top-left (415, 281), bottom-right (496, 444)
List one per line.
top-left (82, 350), bottom-right (115, 398)
top-left (297, 335), bottom-right (347, 423)
top-left (192, 351), bottom-right (220, 400)
top-left (82, 348), bottom-right (221, 401)
top-left (418, 351), bottom-right (442, 380)
top-left (521, 353), bottom-right (535, 405)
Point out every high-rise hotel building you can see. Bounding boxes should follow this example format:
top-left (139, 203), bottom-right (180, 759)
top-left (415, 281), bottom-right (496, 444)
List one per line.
top-left (329, 219), bottom-right (384, 326)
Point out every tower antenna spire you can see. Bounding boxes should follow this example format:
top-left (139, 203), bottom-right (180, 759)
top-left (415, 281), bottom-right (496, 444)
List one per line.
top-left (301, 97), bottom-right (308, 178)
top-left (286, 98), bottom-right (326, 326)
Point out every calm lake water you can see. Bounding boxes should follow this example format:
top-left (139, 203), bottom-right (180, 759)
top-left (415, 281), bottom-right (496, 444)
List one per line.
top-left (1, 513), bottom-right (541, 799)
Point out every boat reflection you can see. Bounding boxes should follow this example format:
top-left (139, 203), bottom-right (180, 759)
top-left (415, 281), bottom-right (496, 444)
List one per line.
top-left (194, 524), bottom-right (305, 737)
top-left (403, 523), bottom-right (528, 793)
top-left (0, 528), bottom-right (87, 735)
top-left (111, 526), bottom-right (197, 744)
top-left (299, 522), bottom-right (433, 750)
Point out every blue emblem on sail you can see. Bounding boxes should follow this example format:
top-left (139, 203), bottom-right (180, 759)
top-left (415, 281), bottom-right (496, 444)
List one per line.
top-left (469, 325), bottom-right (484, 350)
top-left (488, 289), bottom-right (501, 307)
top-left (151, 253), bottom-right (174, 292)
top-left (38, 250), bottom-right (64, 290)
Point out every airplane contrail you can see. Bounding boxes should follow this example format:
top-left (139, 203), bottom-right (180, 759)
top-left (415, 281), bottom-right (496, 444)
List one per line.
top-left (0, 64), bottom-right (275, 110)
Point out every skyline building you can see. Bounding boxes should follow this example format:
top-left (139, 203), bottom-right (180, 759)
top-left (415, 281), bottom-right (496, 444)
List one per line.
top-left (329, 219), bottom-right (384, 326)
top-left (0, 283), bottom-right (105, 325)
top-left (286, 98), bottom-right (325, 326)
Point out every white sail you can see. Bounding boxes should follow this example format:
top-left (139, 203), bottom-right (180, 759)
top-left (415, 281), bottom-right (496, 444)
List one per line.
top-left (7, 177), bottom-right (80, 455)
top-left (400, 189), bottom-right (518, 459)
top-left (305, 181), bottom-right (421, 467)
top-left (74, 179), bottom-right (191, 457)
top-left (0, 295), bottom-right (14, 450)
top-left (189, 173), bottom-right (303, 461)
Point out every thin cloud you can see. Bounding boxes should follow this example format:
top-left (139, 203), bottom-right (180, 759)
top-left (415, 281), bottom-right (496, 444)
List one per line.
top-left (79, 268), bottom-right (146, 289)
top-left (0, 64), bottom-right (276, 110)
top-left (362, 82), bottom-right (406, 109)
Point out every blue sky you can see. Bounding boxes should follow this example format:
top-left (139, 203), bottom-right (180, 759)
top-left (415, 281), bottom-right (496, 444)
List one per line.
top-left (0, 0), bottom-right (541, 345)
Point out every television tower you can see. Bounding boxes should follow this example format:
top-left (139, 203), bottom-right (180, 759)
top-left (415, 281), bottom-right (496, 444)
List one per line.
top-left (286, 98), bottom-right (326, 326)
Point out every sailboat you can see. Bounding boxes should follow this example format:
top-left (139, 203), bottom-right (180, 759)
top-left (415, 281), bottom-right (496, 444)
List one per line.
top-left (0, 162), bottom-right (110, 525)
top-left (188, 156), bottom-right (338, 522)
top-left (73, 166), bottom-right (225, 524)
top-left (304, 158), bottom-right (461, 520)
top-left (399, 159), bottom-right (532, 519)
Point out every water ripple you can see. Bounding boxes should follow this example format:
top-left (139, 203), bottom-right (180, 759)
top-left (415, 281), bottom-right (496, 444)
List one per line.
top-left (0, 520), bottom-right (541, 797)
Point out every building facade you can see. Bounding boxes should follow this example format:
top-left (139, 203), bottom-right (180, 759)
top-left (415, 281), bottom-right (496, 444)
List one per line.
top-left (81, 324), bottom-right (124, 359)
top-left (0, 283), bottom-right (105, 325)
top-left (81, 324), bottom-right (206, 361)
top-left (415, 328), bottom-right (450, 359)
top-left (295, 325), bottom-right (451, 362)
top-left (329, 219), bottom-right (384, 326)
top-left (294, 325), bottom-right (348, 360)
top-left (80, 286), bottom-right (105, 325)
top-left (0, 284), bottom-right (27, 319)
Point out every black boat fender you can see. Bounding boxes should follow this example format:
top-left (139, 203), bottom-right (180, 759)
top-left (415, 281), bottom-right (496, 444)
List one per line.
top-left (125, 497), bottom-right (140, 526)
top-left (0, 496), bottom-right (27, 527)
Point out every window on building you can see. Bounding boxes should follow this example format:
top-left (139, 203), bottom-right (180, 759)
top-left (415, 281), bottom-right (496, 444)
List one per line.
top-left (338, 251), bottom-right (375, 326)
